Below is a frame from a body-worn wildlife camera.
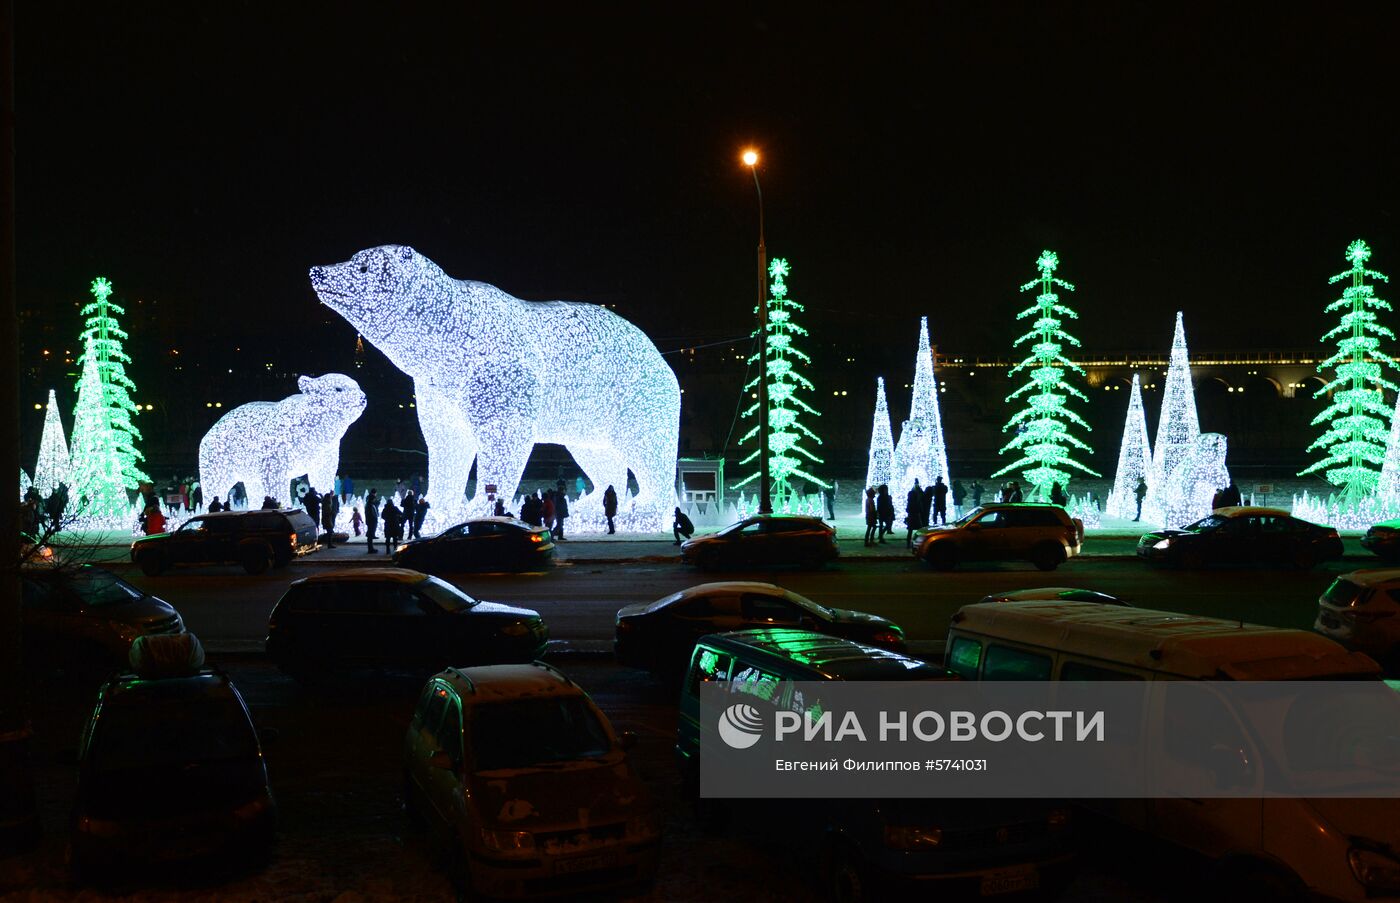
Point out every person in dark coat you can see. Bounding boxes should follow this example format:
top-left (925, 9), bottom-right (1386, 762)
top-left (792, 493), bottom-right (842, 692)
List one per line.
top-left (519, 494), bottom-right (537, 525)
top-left (542, 492), bottom-right (555, 533)
top-left (261, 495), bottom-right (279, 510)
top-left (951, 480), bottom-right (965, 512)
top-left (365, 488), bottom-right (380, 553)
top-left (921, 483), bottom-right (934, 528)
top-left (321, 489), bottom-right (338, 546)
top-left (673, 507), bottom-right (694, 545)
top-left (1050, 482), bottom-right (1068, 507)
top-left (304, 487), bottom-right (320, 531)
top-left (493, 498), bottom-right (507, 517)
top-left (904, 480), bottom-right (924, 549)
top-left (412, 497), bottom-right (430, 539)
top-left (970, 481), bottom-right (983, 508)
top-left (192, 484), bottom-right (203, 511)
top-left (1221, 481), bottom-right (1242, 507)
top-left (382, 498), bottom-right (402, 554)
top-left (863, 488), bottom-right (877, 546)
top-left (207, 496), bottom-right (222, 513)
top-left (1134, 478), bottom-right (1148, 521)
top-left (603, 485), bottom-right (618, 534)
top-left (1007, 481), bottom-right (1024, 503)
top-left (876, 484), bottom-right (894, 544)
top-left (931, 476), bottom-right (949, 526)
top-left (45, 483), bottom-right (68, 531)
top-left (401, 491), bottom-right (417, 537)
top-left (553, 489), bottom-right (569, 540)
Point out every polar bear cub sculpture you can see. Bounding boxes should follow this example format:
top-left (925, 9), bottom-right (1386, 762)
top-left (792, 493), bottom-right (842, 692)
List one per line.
top-left (310, 245), bottom-right (680, 528)
top-left (198, 374), bottom-right (366, 507)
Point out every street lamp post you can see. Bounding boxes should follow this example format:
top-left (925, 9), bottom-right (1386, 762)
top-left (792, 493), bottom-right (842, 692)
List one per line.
top-left (743, 149), bottom-right (772, 515)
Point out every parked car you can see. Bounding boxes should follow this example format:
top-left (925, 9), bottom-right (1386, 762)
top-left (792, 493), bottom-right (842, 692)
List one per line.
top-left (266, 568), bottom-right (547, 677)
top-left (131, 508), bottom-right (319, 576)
top-left (392, 517), bottom-right (554, 574)
top-left (977, 587), bottom-right (1130, 606)
top-left (71, 635), bottom-right (275, 878)
top-left (615, 581), bottom-right (904, 674)
top-left (1360, 520), bottom-right (1400, 562)
top-left (1136, 506), bottom-right (1342, 570)
top-left (677, 630), bottom-right (1075, 898)
top-left (403, 662), bottom-right (659, 897)
top-left (1314, 568), bottom-right (1400, 671)
top-left (21, 565), bottom-right (185, 672)
top-left (913, 504), bottom-right (1083, 571)
top-left (680, 515), bottom-right (838, 571)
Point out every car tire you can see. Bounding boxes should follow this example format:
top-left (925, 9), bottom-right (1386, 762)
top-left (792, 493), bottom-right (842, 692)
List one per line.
top-left (136, 551), bottom-right (166, 577)
top-left (925, 544), bottom-right (957, 571)
top-left (241, 544), bottom-right (273, 575)
top-left (1031, 544), bottom-right (1063, 571)
top-left (825, 838), bottom-right (872, 903)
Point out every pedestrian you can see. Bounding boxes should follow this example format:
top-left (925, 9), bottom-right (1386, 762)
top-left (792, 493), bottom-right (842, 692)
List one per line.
top-left (413, 496), bottom-right (430, 539)
top-left (904, 479), bottom-right (924, 549)
top-left (673, 506), bottom-right (694, 545)
top-left (931, 476), bottom-right (949, 526)
top-left (321, 489), bottom-right (338, 546)
top-left (863, 487), bottom-right (877, 546)
top-left (141, 505), bottom-right (166, 536)
top-left (827, 480), bottom-right (838, 520)
top-left (394, 477), bottom-right (407, 501)
top-left (178, 481), bottom-right (190, 513)
top-left (19, 497), bottom-right (40, 539)
top-left (1050, 482), bottom-right (1068, 507)
top-left (971, 480), bottom-right (983, 508)
top-left (401, 491), bottom-right (418, 539)
top-left (351, 507), bottom-right (363, 537)
top-left (1222, 480), bottom-right (1242, 507)
top-left (521, 493), bottom-right (539, 525)
top-left (45, 483), bottom-right (68, 531)
top-left (334, 474), bottom-right (343, 502)
top-left (553, 488), bottom-right (569, 540)
top-left (1134, 478), bottom-right (1148, 521)
top-left (493, 498), bottom-right (507, 517)
top-left (876, 484), bottom-right (894, 544)
top-left (921, 482), bottom-right (934, 529)
top-left (382, 497), bottom-right (402, 554)
top-left (951, 480), bottom-right (965, 513)
top-left (1211, 487), bottom-right (1228, 510)
top-left (1008, 481), bottom-right (1023, 503)
top-left (365, 488), bottom-right (380, 554)
top-left (603, 484), bottom-right (618, 534)
top-left (261, 495), bottom-right (279, 510)
top-left (410, 474), bottom-right (422, 497)
top-left (206, 496), bottom-right (221, 513)
top-left (542, 491), bottom-right (556, 534)
top-left (192, 483), bottom-right (203, 511)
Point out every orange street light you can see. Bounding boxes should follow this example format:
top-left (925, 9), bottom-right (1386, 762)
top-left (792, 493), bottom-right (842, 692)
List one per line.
top-left (742, 149), bottom-right (758, 167)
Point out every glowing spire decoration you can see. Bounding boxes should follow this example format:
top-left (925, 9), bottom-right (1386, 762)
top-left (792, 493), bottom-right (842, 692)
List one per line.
top-left (76, 277), bottom-right (149, 488)
top-left (865, 377), bottom-right (895, 490)
top-left (1151, 312), bottom-right (1200, 487)
top-left (1106, 373), bottom-right (1153, 520)
top-left (69, 336), bottom-right (132, 524)
top-left (993, 250), bottom-right (1098, 499)
top-left (735, 257), bottom-right (830, 505)
top-left (1299, 239), bottom-right (1398, 501)
top-left (894, 316), bottom-right (951, 501)
top-left (32, 388), bottom-right (71, 496)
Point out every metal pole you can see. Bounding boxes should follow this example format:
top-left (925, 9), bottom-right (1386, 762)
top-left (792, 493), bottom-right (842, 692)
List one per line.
top-left (751, 167), bottom-right (771, 515)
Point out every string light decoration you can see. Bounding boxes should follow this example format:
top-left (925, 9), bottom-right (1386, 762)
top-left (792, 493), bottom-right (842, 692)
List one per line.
top-left (19, 468), bottom-right (30, 502)
top-left (993, 250), bottom-right (1098, 499)
top-left (734, 258), bottom-right (830, 506)
top-left (1376, 390), bottom-right (1400, 502)
top-left (1299, 239), bottom-right (1398, 501)
top-left (1105, 374), bottom-right (1153, 520)
top-left (1149, 312), bottom-right (1200, 489)
top-left (198, 374), bottom-right (366, 507)
top-left (1153, 433), bottom-right (1231, 529)
top-left (310, 245), bottom-right (680, 531)
top-left (68, 337), bottom-right (133, 526)
top-left (893, 316), bottom-right (951, 504)
top-left (865, 376), bottom-right (895, 490)
top-left (33, 388), bottom-right (71, 496)
top-left (76, 277), bottom-right (148, 488)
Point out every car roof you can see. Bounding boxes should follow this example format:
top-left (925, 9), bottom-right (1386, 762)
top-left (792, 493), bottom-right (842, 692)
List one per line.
top-left (987, 587), bottom-right (1120, 602)
top-left (194, 508), bottom-right (303, 518)
top-left (699, 628), bottom-right (939, 680)
top-left (740, 514), bottom-right (827, 522)
top-left (433, 662), bottom-right (583, 703)
top-left (103, 670), bottom-right (235, 703)
top-left (460, 517), bottom-right (533, 528)
top-left (293, 567), bottom-right (428, 585)
top-left (644, 581), bottom-right (788, 613)
top-left (977, 503), bottom-right (1065, 509)
top-left (949, 600), bottom-right (1378, 679)
top-left (1336, 568), bottom-right (1400, 588)
top-left (1211, 506), bottom-right (1292, 518)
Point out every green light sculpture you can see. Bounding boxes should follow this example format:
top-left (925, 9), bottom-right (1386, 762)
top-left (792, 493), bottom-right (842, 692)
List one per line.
top-left (75, 276), bottom-right (148, 489)
top-left (734, 258), bottom-right (830, 507)
top-left (69, 336), bottom-right (134, 523)
top-left (993, 250), bottom-right (1098, 499)
top-left (1300, 239), bottom-right (1398, 501)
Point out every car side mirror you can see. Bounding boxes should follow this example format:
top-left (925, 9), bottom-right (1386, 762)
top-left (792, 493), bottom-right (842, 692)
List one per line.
top-left (428, 750), bottom-right (456, 771)
top-left (618, 731), bottom-right (638, 751)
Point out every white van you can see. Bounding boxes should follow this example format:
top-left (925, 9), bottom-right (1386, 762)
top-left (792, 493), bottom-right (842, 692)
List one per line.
top-left (945, 600), bottom-right (1395, 902)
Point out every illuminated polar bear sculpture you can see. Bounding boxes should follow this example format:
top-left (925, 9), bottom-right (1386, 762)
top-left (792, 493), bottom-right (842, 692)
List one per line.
top-left (198, 374), bottom-right (366, 507)
top-left (310, 245), bottom-right (680, 530)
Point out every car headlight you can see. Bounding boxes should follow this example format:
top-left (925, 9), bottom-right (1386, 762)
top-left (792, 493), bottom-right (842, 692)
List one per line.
top-left (499, 621), bottom-right (530, 637)
top-left (883, 825), bottom-right (942, 849)
top-left (479, 827), bottom-right (534, 855)
top-left (1350, 844), bottom-right (1400, 891)
top-left (1152, 539), bottom-right (1173, 550)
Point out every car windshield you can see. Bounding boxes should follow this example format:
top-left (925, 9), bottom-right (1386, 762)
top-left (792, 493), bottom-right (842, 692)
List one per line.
top-left (1321, 579), bottom-right (1364, 608)
top-left (1184, 515), bottom-right (1228, 532)
top-left (783, 590), bottom-right (832, 618)
top-left (65, 570), bottom-right (144, 607)
top-left (418, 576), bottom-right (477, 612)
top-left (714, 520), bottom-right (751, 537)
top-left (470, 696), bottom-right (611, 772)
top-left (951, 507), bottom-right (985, 528)
top-left (90, 695), bottom-right (256, 773)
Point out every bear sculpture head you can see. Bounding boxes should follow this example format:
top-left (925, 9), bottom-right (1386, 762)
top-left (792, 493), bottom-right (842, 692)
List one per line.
top-left (311, 246), bottom-right (449, 362)
top-left (298, 373), bottom-right (367, 430)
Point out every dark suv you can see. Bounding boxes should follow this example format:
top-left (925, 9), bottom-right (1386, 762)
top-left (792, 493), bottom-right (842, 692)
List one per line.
top-left (131, 509), bottom-right (319, 576)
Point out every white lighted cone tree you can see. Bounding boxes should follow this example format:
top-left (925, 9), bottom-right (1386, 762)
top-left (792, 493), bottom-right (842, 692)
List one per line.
top-left (76, 277), bottom-right (149, 488)
top-left (994, 250), bottom-right (1098, 499)
top-left (1299, 240), bottom-right (1398, 501)
top-left (865, 377), bottom-right (895, 490)
top-left (1151, 313), bottom-right (1200, 486)
top-left (33, 388), bottom-right (71, 496)
top-left (734, 258), bottom-right (830, 507)
top-left (1105, 373), bottom-right (1153, 520)
top-left (69, 337), bottom-right (134, 525)
top-left (893, 316), bottom-right (951, 503)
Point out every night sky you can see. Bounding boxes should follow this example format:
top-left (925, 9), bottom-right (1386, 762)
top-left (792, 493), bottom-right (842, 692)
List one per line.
top-left (15, 2), bottom-right (1400, 359)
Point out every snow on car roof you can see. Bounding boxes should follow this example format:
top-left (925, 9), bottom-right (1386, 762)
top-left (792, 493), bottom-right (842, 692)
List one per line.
top-left (441, 662), bottom-right (582, 702)
top-left (1212, 506), bottom-right (1292, 518)
top-left (1337, 568), bottom-right (1400, 588)
top-left (295, 567), bottom-right (428, 584)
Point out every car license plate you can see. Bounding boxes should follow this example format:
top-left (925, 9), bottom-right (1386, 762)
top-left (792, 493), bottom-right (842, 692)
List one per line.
top-left (553, 852), bottom-right (617, 875)
top-left (979, 864), bottom-right (1039, 896)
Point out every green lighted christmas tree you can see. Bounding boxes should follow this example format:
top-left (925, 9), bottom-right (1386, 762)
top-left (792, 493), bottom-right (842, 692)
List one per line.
top-left (1300, 239), bottom-right (1398, 500)
top-left (69, 336), bottom-right (133, 524)
top-left (734, 257), bottom-right (830, 507)
top-left (993, 250), bottom-right (1099, 499)
top-left (76, 276), bottom-right (148, 488)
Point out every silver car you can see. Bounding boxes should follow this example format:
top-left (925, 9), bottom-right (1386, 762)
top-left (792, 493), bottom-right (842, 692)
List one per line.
top-left (1314, 568), bottom-right (1400, 671)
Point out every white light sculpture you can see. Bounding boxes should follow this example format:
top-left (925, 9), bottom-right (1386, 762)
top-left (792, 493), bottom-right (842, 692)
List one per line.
top-left (19, 467), bottom-right (30, 502)
top-left (198, 374), bottom-right (366, 507)
top-left (1105, 373), bottom-right (1153, 520)
top-left (311, 245), bottom-right (681, 532)
top-left (893, 317), bottom-right (951, 502)
top-left (1151, 433), bottom-right (1230, 530)
top-left (865, 377), bottom-right (894, 490)
top-left (33, 388), bottom-right (71, 497)
top-left (1142, 312), bottom-right (1219, 528)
